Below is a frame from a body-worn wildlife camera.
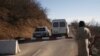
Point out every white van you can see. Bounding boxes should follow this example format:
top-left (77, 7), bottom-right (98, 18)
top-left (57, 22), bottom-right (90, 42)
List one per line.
top-left (51, 19), bottom-right (69, 37)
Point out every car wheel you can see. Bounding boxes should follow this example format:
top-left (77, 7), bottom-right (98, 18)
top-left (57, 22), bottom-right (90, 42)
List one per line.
top-left (50, 34), bottom-right (57, 40)
top-left (36, 37), bottom-right (42, 41)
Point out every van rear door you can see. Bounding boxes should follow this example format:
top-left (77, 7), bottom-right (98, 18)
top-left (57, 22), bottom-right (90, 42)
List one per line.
top-left (52, 22), bottom-right (60, 34)
top-left (59, 21), bottom-right (67, 34)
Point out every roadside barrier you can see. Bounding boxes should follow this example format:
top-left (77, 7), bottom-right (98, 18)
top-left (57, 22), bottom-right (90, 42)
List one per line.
top-left (0, 40), bottom-right (21, 55)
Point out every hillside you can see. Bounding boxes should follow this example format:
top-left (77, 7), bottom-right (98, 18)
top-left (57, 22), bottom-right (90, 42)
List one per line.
top-left (0, 0), bottom-right (51, 39)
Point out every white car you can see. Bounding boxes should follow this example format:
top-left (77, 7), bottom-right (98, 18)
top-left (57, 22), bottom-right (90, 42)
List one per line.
top-left (33, 26), bottom-right (51, 37)
top-left (51, 19), bottom-right (69, 37)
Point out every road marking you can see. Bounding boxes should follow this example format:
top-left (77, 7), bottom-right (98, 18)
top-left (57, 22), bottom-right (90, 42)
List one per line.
top-left (32, 41), bottom-right (49, 56)
top-left (32, 49), bottom-right (42, 56)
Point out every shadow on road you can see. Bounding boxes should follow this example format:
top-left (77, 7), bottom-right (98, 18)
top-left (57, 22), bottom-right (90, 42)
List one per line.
top-left (18, 38), bottom-right (57, 44)
top-left (18, 36), bottom-right (73, 44)
top-left (0, 54), bottom-right (14, 56)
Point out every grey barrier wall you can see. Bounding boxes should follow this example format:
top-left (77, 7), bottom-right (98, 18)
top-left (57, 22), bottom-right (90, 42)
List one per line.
top-left (0, 40), bottom-right (20, 55)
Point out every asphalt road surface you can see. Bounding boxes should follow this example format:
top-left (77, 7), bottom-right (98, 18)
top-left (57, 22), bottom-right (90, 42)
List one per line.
top-left (7, 26), bottom-right (78, 56)
top-left (9, 38), bottom-right (78, 56)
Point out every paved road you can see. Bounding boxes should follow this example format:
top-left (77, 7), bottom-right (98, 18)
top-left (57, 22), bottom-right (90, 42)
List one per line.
top-left (9, 39), bottom-right (78, 56)
top-left (7, 26), bottom-right (78, 56)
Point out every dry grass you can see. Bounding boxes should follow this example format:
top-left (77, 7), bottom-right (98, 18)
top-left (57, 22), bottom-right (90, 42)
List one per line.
top-left (0, 0), bottom-right (51, 39)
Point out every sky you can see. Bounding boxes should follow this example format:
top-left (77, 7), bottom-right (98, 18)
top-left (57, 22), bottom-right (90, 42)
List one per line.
top-left (37, 0), bottom-right (100, 24)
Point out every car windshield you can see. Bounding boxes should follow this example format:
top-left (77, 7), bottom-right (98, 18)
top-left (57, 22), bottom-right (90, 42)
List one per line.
top-left (35, 28), bottom-right (45, 31)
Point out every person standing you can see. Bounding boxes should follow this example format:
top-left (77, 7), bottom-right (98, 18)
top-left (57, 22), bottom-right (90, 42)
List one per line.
top-left (76, 21), bottom-right (92, 56)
